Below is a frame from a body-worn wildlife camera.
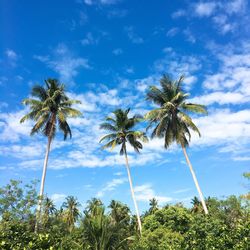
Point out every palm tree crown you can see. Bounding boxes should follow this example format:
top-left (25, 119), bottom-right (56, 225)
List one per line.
top-left (99, 108), bottom-right (148, 154)
top-left (62, 196), bottom-right (81, 230)
top-left (145, 75), bottom-right (207, 148)
top-left (20, 78), bottom-right (82, 140)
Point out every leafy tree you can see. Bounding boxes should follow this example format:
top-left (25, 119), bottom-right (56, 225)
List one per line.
top-left (99, 108), bottom-right (148, 234)
top-left (145, 75), bottom-right (208, 214)
top-left (0, 179), bottom-right (38, 224)
top-left (242, 172), bottom-right (250, 200)
top-left (62, 196), bottom-right (81, 232)
top-left (20, 78), bottom-right (82, 230)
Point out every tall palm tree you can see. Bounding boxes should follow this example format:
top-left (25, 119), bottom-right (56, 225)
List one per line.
top-left (145, 75), bottom-right (209, 214)
top-left (62, 196), bottom-right (81, 231)
top-left (20, 78), bottom-right (82, 230)
top-left (99, 108), bottom-right (148, 235)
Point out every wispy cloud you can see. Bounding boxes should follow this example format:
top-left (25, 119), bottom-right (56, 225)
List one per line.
top-left (134, 184), bottom-right (172, 204)
top-left (51, 193), bottom-right (67, 204)
top-left (97, 177), bottom-right (127, 197)
top-left (34, 43), bottom-right (91, 85)
top-left (193, 2), bottom-right (217, 17)
top-left (124, 26), bottom-right (144, 44)
top-left (84, 0), bottom-right (120, 5)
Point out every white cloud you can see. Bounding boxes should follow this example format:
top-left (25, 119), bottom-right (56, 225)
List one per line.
top-left (183, 28), bottom-right (196, 43)
top-left (173, 188), bottom-right (192, 194)
top-left (166, 27), bottom-right (179, 37)
top-left (0, 109), bottom-right (33, 142)
top-left (34, 43), bottom-right (90, 85)
top-left (197, 42), bottom-right (250, 104)
top-left (97, 177), bottom-right (127, 197)
top-left (84, 0), bottom-right (119, 5)
top-left (212, 15), bottom-right (236, 34)
top-left (51, 193), bottom-right (67, 203)
top-left (194, 2), bottom-right (217, 17)
top-left (190, 92), bottom-right (250, 105)
top-left (192, 109), bottom-right (250, 148)
top-left (171, 9), bottom-right (186, 19)
top-left (112, 48), bottom-right (123, 55)
top-left (232, 156), bottom-right (250, 161)
top-left (134, 184), bottom-right (172, 204)
top-left (5, 49), bottom-right (17, 60)
top-left (124, 26), bottom-right (144, 44)
top-left (81, 32), bottom-right (98, 45)
top-left (225, 0), bottom-right (247, 14)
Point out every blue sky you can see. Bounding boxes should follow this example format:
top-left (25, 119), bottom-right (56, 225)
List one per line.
top-left (0, 0), bottom-right (249, 212)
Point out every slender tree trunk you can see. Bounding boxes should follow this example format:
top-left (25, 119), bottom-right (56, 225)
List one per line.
top-left (35, 136), bottom-right (52, 232)
top-left (181, 144), bottom-right (209, 215)
top-left (124, 144), bottom-right (142, 235)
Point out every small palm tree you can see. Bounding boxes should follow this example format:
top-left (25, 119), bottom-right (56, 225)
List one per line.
top-left (85, 198), bottom-right (103, 215)
top-left (145, 75), bottom-right (209, 214)
top-left (20, 78), bottom-right (82, 230)
top-left (42, 197), bottom-right (56, 227)
top-left (83, 205), bottom-right (131, 250)
top-left (62, 196), bottom-right (81, 231)
top-left (99, 108), bottom-right (148, 235)
top-left (149, 198), bottom-right (158, 214)
top-left (44, 197), bottom-right (57, 215)
top-left (109, 200), bottom-right (130, 225)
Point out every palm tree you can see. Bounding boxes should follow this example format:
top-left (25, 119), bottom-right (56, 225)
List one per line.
top-left (99, 108), bottom-right (148, 235)
top-left (83, 205), bottom-right (131, 250)
top-left (109, 200), bottom-right (130, 225)
top-left (42, 197), bottom-right (56, 227)
top-left (62, 196), bottom-right (81, 231)
top-left (149, 198), bottom-right (158, 214)
top-left (145, 75), bottom-right (209, 214)
top-left (191, 196), bottom-right (202, 213)
top-left (20, 78), bottom-right (82, 230)
top-left (85, 198), bottom-right (103, 216)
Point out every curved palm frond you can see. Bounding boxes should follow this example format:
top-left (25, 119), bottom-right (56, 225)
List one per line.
top-left (181, 103), bottom-right (208, 114)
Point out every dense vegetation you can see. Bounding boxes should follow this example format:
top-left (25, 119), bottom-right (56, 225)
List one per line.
top-left (0, 179), bottom-right (249, 250)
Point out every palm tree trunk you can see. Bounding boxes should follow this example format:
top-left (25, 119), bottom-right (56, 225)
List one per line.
top-left (181, 144), bottom-right (209, 215)
top-left (35, 136), bottom-right (52, 232)
top-left (124, 144), bottom-right (142, 235)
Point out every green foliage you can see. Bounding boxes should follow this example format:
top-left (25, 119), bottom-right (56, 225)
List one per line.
top-left (0, 180), bottom-right (249, 249)
top-left (0, 179), bottom-right (38, 222)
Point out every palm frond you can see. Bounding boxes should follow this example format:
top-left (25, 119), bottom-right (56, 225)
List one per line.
top-left (100, 123), bottom-right (117, 132)
top-left (61, 107), bottom-right (82, 117)
top-left (31, 85), bottom-right (47, 101)
top-left (30, 114), bottom-right (49, 136)
top-left (181, 103), bottom-right (208, 114)
top-left (179, 111), bottom-right (201, 137)
top-left (99, 133), bottom-right (117, 143)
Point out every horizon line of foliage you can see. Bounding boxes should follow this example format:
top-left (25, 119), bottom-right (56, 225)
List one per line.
top-left (0, 178), bottom-right (249, 250)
